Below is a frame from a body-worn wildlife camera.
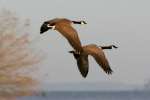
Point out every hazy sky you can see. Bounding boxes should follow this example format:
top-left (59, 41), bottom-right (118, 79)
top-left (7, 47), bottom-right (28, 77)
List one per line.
top-left (0, 0), bottom-right (150, 87)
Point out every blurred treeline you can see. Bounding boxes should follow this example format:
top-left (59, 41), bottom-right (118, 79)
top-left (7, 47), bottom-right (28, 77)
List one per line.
top-left (0, 9), bottom-right (41, 98)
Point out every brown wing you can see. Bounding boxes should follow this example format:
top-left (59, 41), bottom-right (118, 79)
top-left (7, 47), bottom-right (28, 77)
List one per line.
top-left (55, 23), bottom-right (83, 52)
top-left (76, 55), bottom-right (89, 78)
top-left (84, 44), bottom-right (113, 75)
top-left (70, 51), bottom-right (89, 78)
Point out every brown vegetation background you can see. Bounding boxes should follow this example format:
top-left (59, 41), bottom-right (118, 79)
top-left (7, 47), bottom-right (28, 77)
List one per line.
top-left (0, 9), bottom-right (41, 99)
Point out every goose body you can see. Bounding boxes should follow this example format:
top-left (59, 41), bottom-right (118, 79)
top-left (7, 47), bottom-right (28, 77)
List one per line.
top-left (69, 44), bottom-right (118, 78)
top-left (40, 18), bottom-right (87, 52)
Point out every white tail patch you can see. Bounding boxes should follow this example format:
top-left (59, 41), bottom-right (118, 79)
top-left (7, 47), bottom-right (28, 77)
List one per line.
top-left (47, 24), bottom-right (56, 30)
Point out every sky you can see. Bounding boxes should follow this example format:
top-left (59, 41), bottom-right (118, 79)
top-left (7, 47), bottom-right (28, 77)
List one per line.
top-left (0, 0), bottom-right (150, 89)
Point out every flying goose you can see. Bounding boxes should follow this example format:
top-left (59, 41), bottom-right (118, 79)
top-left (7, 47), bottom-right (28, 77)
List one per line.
top-left (69, 44), bottom-right (118, 78)
top-left (40, 18), bottom-right (87, 52)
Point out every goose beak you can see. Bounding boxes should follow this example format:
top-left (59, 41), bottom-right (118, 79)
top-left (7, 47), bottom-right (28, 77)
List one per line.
top-left (112, 45), bottom-right (118, 49)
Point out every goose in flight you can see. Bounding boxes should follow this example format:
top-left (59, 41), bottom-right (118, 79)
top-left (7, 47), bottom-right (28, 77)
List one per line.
top-left (40, 18), bottom-right (87, 52)
top-left (69, 44), bottom-right (118, 78)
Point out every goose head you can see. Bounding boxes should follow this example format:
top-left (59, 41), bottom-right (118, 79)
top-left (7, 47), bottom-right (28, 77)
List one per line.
top-left (80, 20), bottom-right (87, 25)
top-left (111, 45), bottom-right (118, 49)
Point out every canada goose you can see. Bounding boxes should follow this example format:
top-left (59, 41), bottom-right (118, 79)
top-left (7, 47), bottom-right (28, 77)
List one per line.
top-left (40, 18), bottom-right (87, 52)
top-left (69, 44), bottom-right (118, 78)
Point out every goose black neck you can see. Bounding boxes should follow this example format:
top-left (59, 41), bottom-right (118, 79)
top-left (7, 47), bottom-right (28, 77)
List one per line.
top-left (72, 21), bottom-right (82, 24)
top-left (101, 46), bottom-right (112, 49)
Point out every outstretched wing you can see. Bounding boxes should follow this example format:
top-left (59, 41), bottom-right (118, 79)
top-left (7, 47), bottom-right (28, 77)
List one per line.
top-left (55, 23), bottom-right (83, 52)
top-left (84, 45), bottom-right (113, 75)
top-left (76, 55), bottom-right (89, 78)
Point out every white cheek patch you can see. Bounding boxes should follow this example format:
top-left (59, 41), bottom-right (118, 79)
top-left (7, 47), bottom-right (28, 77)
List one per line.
top-left (81, 21), bottom-right (84, 25)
